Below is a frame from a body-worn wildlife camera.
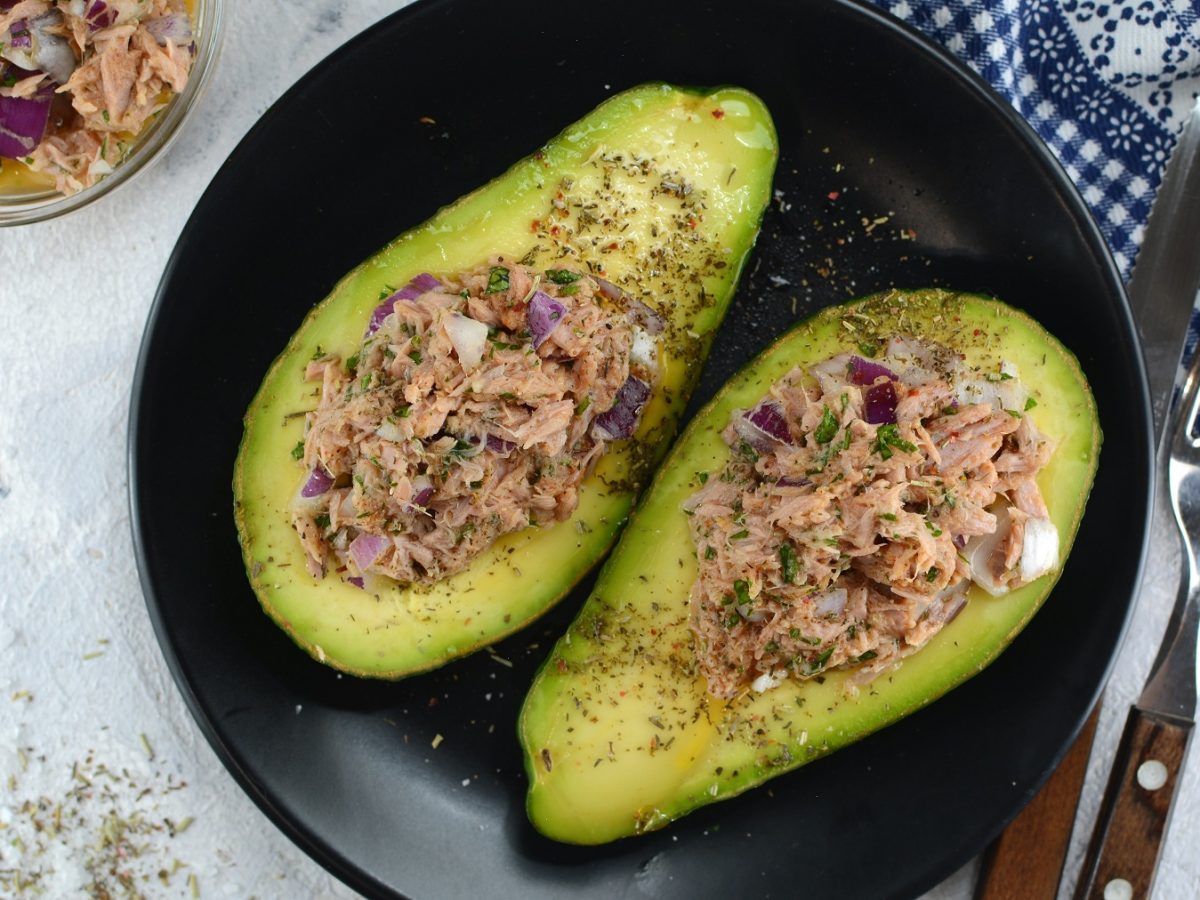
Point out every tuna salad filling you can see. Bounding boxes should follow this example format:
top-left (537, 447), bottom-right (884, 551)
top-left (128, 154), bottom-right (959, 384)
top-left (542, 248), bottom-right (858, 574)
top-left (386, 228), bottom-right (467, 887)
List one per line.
top-left (292, 260), bottom-right (660, 587)
top-left (685, 337), bottom-right (1059, 700)
top-left (0, 0), bottom-right (194, 194)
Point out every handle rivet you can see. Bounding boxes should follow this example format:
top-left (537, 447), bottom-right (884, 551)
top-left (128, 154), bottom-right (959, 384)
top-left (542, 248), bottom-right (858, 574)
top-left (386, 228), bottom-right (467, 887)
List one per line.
top-left (1103, 878), bottom-right (1133, 900)
top-left (1137, 759), bottom-right (1168, 791)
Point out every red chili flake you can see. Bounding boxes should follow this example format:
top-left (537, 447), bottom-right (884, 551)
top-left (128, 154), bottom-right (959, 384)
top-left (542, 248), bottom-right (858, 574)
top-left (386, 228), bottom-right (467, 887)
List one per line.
top-left (973, 328), bottom-right (982, 336)
top-left (550, 225), bottom-right (560, 236)
top-left (711, 108), bottom-right (725, 119)
top-left (556, 658), bottom-right (567, 674)
top-left (649, 628), bottom-right (657, 635)
top-left (530, 219), bottom-right (541, 232)
top-left (608, 241), bottom-right (619, 250)
top-left (688, 217), bottom-right (698, 229)
top-left (827, 191), bottom-right (840, 201)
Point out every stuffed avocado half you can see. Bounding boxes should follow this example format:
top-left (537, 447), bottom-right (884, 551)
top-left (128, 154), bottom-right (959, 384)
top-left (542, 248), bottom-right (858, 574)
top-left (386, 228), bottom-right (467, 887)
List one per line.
top-left (233, 84), bottom-right (778, 679)
top-left (519, 289), bottom-right (1100, 844)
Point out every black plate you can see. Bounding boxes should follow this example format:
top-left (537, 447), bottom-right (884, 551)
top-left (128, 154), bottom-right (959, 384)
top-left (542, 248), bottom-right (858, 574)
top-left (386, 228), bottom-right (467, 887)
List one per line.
top-left (130, 1), bottom-right (1151, 897)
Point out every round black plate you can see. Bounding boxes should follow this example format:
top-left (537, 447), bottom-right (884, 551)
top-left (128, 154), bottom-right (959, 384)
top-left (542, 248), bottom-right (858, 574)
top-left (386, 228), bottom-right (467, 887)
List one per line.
top-left (130, 1), bottom-right (1150, 897)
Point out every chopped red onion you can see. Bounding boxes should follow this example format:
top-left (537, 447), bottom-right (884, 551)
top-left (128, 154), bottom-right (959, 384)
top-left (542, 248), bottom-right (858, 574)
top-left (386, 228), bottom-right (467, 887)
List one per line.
top-left (732, 400), bottom-right (795, 452)
top-left (144, 13), bottom-right (192, 45)
top-left (347, 576), bottom-right (365, 589)
top-left (8, 11), bottom-right (76, 84)
top-left (9, 19), bottom-right (30, 48)
top-left (366, 273), bottom-right (440, 335)
top-left (748, 400), bottom-right (793, 443)
top-left (486, 434), bottom-right (516, 453)
top-left (393, 272), bottom-right (439, 300)
top-left (300, 467), bottom-right (333, 497)
top-left (527, 290), bottom-right (566, 348)
top-left (592, 376), bottom-right (651, 441)
top-left (848, 356), bottom-right (897, 386)
top-left (627, 297), bottom-right (665, 335)
top-left (594, 276), bottom-right (624, 301)
top-left (952, 533), bottom-right (967, 550)
top-left (0, 90), bottom-right (50, 158)
top-left (863, 381), bottom-right (898, 425)
top-left (85, 1), bottom-right (114, 30)
top-left (812, 587), bottom-right (848, 617)
top-left (410, 474), bottom-right (434, 508)
top-left (445, 313), bottom-right (488, 369)
top-left (943, 593), bottom-right (967, 624)
top-left (349, 532), bottom-right (390, 571)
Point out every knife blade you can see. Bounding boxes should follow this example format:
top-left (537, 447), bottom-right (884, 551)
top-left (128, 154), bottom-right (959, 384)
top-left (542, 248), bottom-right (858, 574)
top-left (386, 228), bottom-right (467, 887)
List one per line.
top-left (1073, 96), bottom-right (1200, 900)
top-left (1129, 95), bottom-right (1200, 442)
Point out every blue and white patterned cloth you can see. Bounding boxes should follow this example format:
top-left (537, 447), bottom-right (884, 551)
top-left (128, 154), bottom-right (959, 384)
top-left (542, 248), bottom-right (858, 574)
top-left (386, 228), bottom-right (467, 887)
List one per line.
top-left (872, 0), bottom-right (1200, 282)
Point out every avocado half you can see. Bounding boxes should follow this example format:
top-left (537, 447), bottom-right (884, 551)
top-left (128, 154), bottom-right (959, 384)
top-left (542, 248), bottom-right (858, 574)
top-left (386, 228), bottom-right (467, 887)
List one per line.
top-left (233, 84), bottom-right (778, 678)
top-left (519, 289), bottom-right (1101, 844)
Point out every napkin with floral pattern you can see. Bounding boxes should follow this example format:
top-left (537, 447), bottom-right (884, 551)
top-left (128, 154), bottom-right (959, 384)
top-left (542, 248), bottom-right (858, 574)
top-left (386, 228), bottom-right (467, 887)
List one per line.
top-left (873, 0), bottom-right (1200, 282)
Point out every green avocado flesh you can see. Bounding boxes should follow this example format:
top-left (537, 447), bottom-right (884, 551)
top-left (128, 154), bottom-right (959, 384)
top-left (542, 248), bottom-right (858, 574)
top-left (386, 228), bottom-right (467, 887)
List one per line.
top-left (232, 84), bottom-right (778, 678)
top-left (519, 289), bottom-right (1101, 844)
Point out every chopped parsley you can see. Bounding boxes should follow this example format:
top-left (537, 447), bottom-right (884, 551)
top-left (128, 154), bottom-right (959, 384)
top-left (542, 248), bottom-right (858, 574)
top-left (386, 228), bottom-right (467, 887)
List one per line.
top-left (730, 529), bottom-right (750, 541)
top-left (705, 546), bottom-right (716, 560)
top-left (315, 514), bottom-right (331, 530)
top-left (545, 268), bottom-right (580, 284)
top-left (871, 423), bottom-right (916, 460)
top-left (574, 397), bottom-right (591, 416)
top-left (779, 543), bottom-right (798, 584)
top-left (395, 404), bottom-right (412, 418)
top-left (408, 350), bottom-right (423, 364)
top-left (814, 407), bottom-right (839, 444)
top-left (733, 579), bottom-right (752, 606)
top-left (345, 353), bottom-right (360, 372)
top-left (1025, 396), bottom-right (1038, 411)
top-left (925, 520), bottom-right (943, 537)
top-left (879, 512), bottom-right (898, 522)
top-left (290, 440), bottom-right (305, 461)
top-left (856, 650), bottom-right (878, 663)
top-left (856, 341), bottom-right (878, 358)
top-left (926, 567), bottom-right (940, 582)
top-left (486, 266), bottom-right (510, 293)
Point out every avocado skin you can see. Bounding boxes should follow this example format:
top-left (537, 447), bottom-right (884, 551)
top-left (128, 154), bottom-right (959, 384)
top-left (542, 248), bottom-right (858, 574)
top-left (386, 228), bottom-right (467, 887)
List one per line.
top-left (519, 289), bottom-right (1101, 844)
top-left (232, 84), bottom-right (778, 679)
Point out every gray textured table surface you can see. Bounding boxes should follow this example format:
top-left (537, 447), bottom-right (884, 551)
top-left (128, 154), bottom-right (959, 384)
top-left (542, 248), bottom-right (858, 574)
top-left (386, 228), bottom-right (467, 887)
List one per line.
top-left (0, 2), bottom-right (1196, 897)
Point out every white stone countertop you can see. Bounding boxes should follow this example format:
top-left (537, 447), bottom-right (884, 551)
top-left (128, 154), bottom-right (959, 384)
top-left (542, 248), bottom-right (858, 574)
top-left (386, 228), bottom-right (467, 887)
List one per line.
top-left (0, 1), bottom-right (1195, 898)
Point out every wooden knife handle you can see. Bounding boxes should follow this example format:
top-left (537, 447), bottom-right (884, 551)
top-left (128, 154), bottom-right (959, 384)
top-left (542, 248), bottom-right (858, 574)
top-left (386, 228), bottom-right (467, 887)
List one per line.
top-left (1074, 707), bottom-right (1194, 899)
top-left (975, 706), bottom-right (1099, 900)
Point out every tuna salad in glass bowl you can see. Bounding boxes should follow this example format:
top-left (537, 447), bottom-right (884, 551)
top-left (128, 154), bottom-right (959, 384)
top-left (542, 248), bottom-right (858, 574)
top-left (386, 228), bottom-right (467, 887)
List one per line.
top-left (0, 0), bottom-right (222, 225)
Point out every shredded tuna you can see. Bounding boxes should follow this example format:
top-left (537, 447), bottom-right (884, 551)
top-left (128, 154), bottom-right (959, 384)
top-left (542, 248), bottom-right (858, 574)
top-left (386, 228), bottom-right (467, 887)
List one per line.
top-left (685, 340), bottom-right (1057, 700)
top-left (292, 260), bottom-right (658, 587)
top-left (0, 0), bottom-right (192, 195)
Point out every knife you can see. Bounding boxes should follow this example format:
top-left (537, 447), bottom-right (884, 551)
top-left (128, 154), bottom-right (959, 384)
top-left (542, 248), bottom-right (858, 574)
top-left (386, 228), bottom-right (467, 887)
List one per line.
top-left (977, 97), bottom-right (1200, 900)
top-left (1073, 96), bottom-right (1200, 900)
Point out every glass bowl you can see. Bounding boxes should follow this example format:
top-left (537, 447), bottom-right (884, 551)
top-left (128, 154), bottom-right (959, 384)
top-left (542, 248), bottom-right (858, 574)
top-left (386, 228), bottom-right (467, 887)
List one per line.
top-left (0, 0), bottom-right (224, 226)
